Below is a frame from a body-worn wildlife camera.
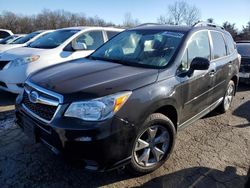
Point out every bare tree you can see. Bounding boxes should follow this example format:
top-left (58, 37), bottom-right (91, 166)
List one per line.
top-left (123, 12), bottom-right (140, 28)
top-left (168, 1), bottom-right (187, 25)
top-left (157, 15), bottom-right (174, 25)
top-left (158, 1), bottom-right (201, 26)
top-left (223, 21), bottom-right (238, 39)
top-left (0, 9), bottom-right (119, 34)
top-left (239, 21), bottom-right (250, 40)
top-left (184, 5), bottom-right (201, 26)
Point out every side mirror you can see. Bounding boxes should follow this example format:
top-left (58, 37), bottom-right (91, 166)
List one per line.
top-left (72, 40), bottom-right (87, 51)
top-left (187, 57), bottom-right (210, 76)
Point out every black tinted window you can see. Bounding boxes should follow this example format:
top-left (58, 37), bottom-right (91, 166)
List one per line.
top-left (224, 34), bottom-right (235, 55)
top-left (107, 31), bottom-right (119, 39)
top-left (211, 31), bottom-right (227, 59)
top-left (0, 31), bottom-right (10, 38)
top-left (237, 44), bottom-right (250, 57)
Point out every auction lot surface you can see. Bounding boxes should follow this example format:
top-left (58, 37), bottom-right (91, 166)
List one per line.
top-left (0, 84), bottom-right (249, 188)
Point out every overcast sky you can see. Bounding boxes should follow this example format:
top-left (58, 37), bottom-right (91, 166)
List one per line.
top-left (0, 0), bottom-right (249, 30)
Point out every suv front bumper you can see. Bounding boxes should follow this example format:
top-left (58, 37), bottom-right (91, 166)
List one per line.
top-left (15, 103), bottom-right (135, 171)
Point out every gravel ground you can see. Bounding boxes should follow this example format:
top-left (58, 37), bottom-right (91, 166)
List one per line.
top-left (0, 84), bottom-right (249, 188)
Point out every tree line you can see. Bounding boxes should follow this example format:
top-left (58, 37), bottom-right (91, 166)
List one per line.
top-left (0, 1), bottom-right (249, 41)
top-left (0, 9), bottom-right (116, 34)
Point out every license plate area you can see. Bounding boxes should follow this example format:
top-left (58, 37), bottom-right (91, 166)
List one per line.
top-left (22, 118), bottom-right (37, 143)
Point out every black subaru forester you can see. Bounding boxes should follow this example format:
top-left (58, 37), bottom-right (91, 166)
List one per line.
top-left (16, 22), bottom-right (240, 175)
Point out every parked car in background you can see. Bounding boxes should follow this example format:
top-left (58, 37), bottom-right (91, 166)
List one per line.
top-left (16, 23), bottom-right (239, 175)
top-left (236, 41), bottom-right (250, 83)
top-left (0, 30), bottom-right (53, 53)
top-left (0, 34), bottom-right (26, 44)
top-left (0, 29), bottom-right (13, 40)
top-left (0, 27), bottom-right (123, 94)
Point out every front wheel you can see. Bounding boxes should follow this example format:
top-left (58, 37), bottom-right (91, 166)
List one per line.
top-left (218, 80), bottom-right (235, 113)
top-left (126, 113), bottom-right (176, 176)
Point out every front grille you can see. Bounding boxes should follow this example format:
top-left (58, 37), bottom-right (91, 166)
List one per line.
top-left (22, 91), bottom-right (58, 121)
top-left (0, 61), bottom-right (10, 70)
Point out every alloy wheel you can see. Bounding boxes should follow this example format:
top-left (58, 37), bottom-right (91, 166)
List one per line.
top-left (133, 125), bottom-right (170, 167)
top-left (224, 83), bottom-right (234, 110)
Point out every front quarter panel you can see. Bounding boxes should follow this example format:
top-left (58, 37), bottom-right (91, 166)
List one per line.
top-left (116, 75), bottom-right (181, 129)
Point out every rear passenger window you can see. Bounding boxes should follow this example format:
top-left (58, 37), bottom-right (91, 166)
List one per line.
top-left (179, 31), bottom-right (210, 72)
top-left (210, 31), bottom-right (227, 59)
top-left (224, 34), bottom-right (235, 55)
top-left (107, 31), bottom-right (119, 40)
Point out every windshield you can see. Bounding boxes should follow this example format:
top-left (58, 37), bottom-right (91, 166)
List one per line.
top-left (237, 44), bottom-right (250, 57)
top-left (11, 31), bottom-right (41, 44)
top-left (28, 29), bottom-right (80, 49)
top-left (90, 30), bottom-right (185, 68)
top-left (0, 35), bottom-right (17, 44)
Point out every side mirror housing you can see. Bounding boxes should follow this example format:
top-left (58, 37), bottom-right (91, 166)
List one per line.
top-left (187, 57), bottom-right (210, 76)
top-left (72, 40), bottom-right (87, 51)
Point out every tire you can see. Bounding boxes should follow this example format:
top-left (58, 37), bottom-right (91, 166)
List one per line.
top-left (218, 80), bottom-right (235, 113)
top-left (126, 113), bottom-right (176, 176)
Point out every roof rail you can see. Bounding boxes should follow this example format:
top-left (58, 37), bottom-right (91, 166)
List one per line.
top-left (135, 23), bottom-right (162, 27)
top-left (193, 21), bottom-right (224, 30)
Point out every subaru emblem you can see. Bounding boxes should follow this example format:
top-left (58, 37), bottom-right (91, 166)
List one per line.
top-left (29, 91), bottom-right (39, 103)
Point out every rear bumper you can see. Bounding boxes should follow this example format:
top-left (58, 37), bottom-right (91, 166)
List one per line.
top-left (15, 103), bottom-right (135, 171)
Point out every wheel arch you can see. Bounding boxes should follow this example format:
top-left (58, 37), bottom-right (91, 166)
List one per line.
top-left (141, 98), bottom-right (180, 131)
top-left (154, 105), bottom-right (178, 130)
top-left (231, 75), bottom-right (238, 95)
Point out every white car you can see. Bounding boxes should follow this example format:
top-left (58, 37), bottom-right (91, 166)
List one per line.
top-left (0, 29), bottom-right (13, 40)
top-left (0, 30), bottom-right (53, 53)
top-left (0, 26), bottom-right (123, 94)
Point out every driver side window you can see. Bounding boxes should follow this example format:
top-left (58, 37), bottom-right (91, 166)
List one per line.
top-left (76, 31), bottom-right (104, 50)
top-left (179, 31), bottom-right (210, 72)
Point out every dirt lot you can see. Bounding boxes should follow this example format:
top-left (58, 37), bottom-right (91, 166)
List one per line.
top-left (0, 84), bottom-right (249, 188)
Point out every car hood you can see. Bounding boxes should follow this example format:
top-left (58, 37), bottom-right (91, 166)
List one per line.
top-left (0, 44), bottom-right (24, 53)
top-left (0, 47), bottom-right (55, 61)
top-left (29, 58), bottom-right (159, 101)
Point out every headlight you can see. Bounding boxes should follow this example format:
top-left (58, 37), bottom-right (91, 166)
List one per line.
top-left (4, 55), bottom-right (40, 69)
top-left (64, 91), bottom-right (132, 121)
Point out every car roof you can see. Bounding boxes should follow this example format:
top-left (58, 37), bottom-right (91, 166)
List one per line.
top-left (129, 23), bottom-right (229, 35)
top-left (58, 26), bottom-right (123, 31)
top-left (130, 25), bottom-right (192, 32)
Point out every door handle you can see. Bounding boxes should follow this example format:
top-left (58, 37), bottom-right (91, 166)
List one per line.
top-left (209, 70), bottom-right (216, 77)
